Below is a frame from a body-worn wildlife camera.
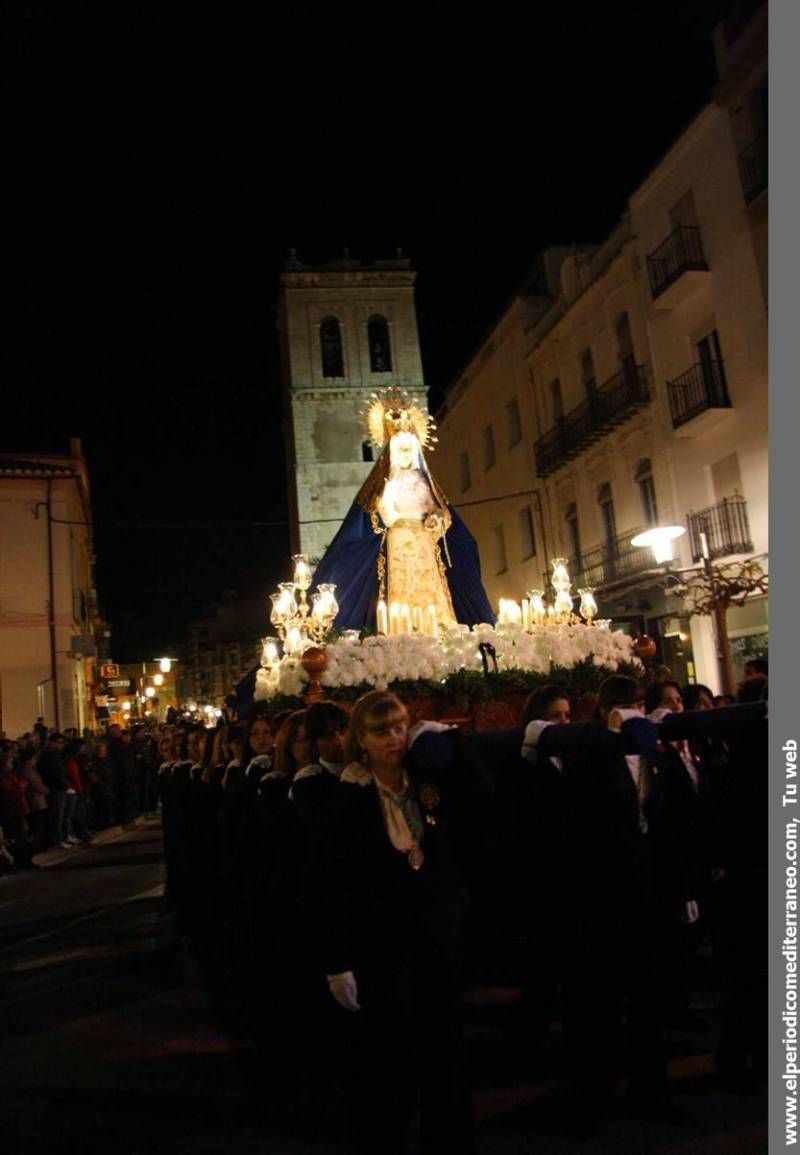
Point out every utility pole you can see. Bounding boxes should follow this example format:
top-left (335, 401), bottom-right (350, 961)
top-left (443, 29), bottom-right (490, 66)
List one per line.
top-left (699, 531), bottom-right (736, 697)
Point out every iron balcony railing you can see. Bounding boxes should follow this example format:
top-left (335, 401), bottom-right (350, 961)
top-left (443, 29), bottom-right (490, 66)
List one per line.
top-left (687, 495), bottom-right (753, 562)
top-left (739, 133), bottom-right (767, 204)
top-left (646, 225), bottom-right (708, 299)
top-left (570, 527), bottom-right (654, 589)
top-left (534, 364), bottom-right (650, 477)
top-left (667, 359), bottom-right (731, 428)
top-left (535, 528), bottom-right (653, 595)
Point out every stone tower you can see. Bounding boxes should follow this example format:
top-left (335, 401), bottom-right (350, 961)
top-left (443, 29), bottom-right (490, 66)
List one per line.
top-left (280, 250), bottom-right (427, 561)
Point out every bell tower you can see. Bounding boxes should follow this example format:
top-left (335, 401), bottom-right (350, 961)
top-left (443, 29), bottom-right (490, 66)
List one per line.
top-left (279, 250), bottom-right (427, 561)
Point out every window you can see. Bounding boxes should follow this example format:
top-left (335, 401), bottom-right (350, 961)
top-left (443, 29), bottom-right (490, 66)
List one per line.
top-left (550, 378), bottom-right (564, 422)
top-left (598, 482), bottom-right (618, 555)
top-left (711, 452), bottom-right (743, 502)
top-left (459, 451), bottom-right (471, 493)
top-left (696, 328), bottom-right (728, 394)
top-left (506, 397), bottom-right (522, 447)
top-left (580, 350), bottom-right (596, 396)
top-left (493, 525), bottom-right (508, 574)
top-left (635, 458), bottom-right (658, 526)
top-left (615, 312), bottom-right (635, 374)
top-left (669, 189), bottom-right (699, 230)
top-left (362, 440), bottom-right (375, 462)
top-left (518, 506), bottom-right (536, 559)
top-left (483, 424), bottom-right (496, 470)
top-left (367, 315), bottom-right (392, 373)
top-left (750, 84), bottom-right (768, 135)
top-left (565, 503), bottom-right (582, 569)
top-left (320, 316), bottom-right (344, 378)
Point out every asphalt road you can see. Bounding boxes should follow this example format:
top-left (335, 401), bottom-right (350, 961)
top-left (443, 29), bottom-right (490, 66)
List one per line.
top-left (0, 819), bottom-right (768, 1154)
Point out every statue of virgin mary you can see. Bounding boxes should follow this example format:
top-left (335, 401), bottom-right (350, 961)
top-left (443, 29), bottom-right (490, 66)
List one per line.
top-left (310, 389), bottom-right (495, 630)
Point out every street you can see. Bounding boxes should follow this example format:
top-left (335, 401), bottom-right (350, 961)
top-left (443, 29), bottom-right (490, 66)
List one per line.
top-left (0, 820), bottom-right (767, 1154)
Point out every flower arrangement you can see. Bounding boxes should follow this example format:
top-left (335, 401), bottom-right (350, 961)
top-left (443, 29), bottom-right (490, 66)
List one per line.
top-left (253, 622), bottom-right (641, 706)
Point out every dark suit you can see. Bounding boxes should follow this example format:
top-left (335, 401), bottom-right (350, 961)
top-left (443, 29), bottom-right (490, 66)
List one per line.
top-left (323, 731), bottom-right (490, 1155)
top-left (660, 702), bottom-right (767, 1079)
top-left (536, 719), bottom-right (673, 1112)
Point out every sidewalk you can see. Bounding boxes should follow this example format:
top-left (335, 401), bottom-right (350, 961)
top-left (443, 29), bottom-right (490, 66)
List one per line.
top-left (32, 813), bottom-right (159, 868)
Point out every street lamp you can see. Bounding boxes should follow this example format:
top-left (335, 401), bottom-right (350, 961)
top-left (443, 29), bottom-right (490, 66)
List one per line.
top-left (631, 523), bottom-right (740, 695)
top-left (630, 525), bottom-right (686, 564)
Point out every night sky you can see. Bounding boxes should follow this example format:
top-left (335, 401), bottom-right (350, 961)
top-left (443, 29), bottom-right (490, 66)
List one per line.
top-left (6, 2), bottom-right (734, 660)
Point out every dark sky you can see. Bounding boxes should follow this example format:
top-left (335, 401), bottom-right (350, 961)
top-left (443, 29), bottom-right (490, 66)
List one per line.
top-left (6, 2), bottom-right (735, 660)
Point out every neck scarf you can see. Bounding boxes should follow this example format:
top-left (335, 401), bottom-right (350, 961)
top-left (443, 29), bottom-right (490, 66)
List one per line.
top-left (341, 762), bottom-right (425, 866)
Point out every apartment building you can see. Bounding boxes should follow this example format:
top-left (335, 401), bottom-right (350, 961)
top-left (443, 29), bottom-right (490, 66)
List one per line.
top-left (0, 440), bottom-right (100, 736)
top-left (434, 4), bottom-right (767, 691)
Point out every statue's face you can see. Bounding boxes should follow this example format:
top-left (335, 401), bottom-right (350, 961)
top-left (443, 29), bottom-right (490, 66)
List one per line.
top-left (390, 431), bottom-right (417, 470)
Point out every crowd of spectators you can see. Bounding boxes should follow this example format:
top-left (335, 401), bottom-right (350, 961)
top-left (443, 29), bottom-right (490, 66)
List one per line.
top-left (0, 720), bottom-right (160, 874)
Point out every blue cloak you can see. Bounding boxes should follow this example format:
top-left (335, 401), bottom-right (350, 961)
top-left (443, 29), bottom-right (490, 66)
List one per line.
top-left (311, 500), bottom-right (495, 631)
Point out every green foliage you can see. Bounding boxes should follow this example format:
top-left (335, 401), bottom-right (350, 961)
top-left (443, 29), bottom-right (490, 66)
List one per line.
top-left (257, 657), bottom-right (641, 714)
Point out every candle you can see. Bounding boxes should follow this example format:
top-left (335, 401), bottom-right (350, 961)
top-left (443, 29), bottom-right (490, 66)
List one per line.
top-left (285, 625), bottom-right (303, 654)
top-left (377, 599), bottom-right (389, 636)
top-left (427, 605), bottom-right (438, 637)
top-left (292, 553), bottom-right (312, 590)
top-left (521, 598), bottom-right (530, 632)
top-left (412, 605), bottom-right (422, 634)
top-left (555, 589), bottom-right (573, 618)
top-left (389, 602), bottom-right (400, 636)
top-left (400, 603), bottom-right (412, 635)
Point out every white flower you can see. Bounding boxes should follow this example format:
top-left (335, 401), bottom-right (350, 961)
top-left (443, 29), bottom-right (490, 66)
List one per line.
top-left (261, 620), bottom-right (632, 700)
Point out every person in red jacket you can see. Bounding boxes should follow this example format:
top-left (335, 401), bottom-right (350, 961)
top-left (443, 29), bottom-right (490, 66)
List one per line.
top-left (0, 749), bottom-right (36, 869)
top-left (63, 739), bottom-right (88, 846)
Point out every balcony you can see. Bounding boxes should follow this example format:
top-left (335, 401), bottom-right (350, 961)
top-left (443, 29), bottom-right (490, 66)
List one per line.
top-left (534, 364), bottom-right (650, 477)
top-left (567, 527), bottom-right (656, 590)
top-left (739, 133), bottom-right (767, 205)
top-left (687, 495), bottom-right (754, 562)
top-left (667, 359), bottom-right (732, 434)
top-left (647, 225), bottom-right (710, 308)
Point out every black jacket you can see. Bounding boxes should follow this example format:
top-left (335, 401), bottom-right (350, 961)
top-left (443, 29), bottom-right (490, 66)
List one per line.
top-left (37, 749), bottom-right (68, 792)
top-left (322, 730), bottom-right (491, 977)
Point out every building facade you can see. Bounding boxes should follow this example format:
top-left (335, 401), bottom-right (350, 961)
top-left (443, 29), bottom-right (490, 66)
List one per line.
top-left (280, 251), bottom-right (427, 562)
top-left (178, 590), bottom-right (264, 708)
top-left (0, 440), bottom-right (100, 737)
top-left (434, 5), bottom-right (767, 692)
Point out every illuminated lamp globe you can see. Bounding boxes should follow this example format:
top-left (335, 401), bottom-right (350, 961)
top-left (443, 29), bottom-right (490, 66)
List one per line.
top-left (633, 634), bottom-right (658, 660)
top-left (630, 525), bottom-right (686, 565)
top-left (158, 658), bottom-right (172, 674)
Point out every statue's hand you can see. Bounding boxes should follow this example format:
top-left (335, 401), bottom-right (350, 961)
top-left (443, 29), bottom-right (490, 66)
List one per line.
top-left (425, 508), bottom-right (451, 534)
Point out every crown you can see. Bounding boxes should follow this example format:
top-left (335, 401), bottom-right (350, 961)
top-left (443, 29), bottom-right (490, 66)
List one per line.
top-left (363, 387), bottom-right (438, 450)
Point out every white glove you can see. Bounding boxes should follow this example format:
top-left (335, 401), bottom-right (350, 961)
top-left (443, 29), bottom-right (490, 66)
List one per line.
top-left (681, 899), bottom-right (700, 924)
top-left (608, 707), bottom-right (646, 732)
top-left (521, 719), bottom-right (552, 764)
top-left (327, 970), bottom-right (360, 1012)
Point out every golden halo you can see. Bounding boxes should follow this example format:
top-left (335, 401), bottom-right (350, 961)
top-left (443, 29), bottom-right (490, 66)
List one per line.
top-left (362, 387), bottom-right (438, 451)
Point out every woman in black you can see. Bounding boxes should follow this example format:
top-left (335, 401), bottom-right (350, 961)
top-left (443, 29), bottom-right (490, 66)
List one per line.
top-left (323, 690), bottom-right (489, 1155)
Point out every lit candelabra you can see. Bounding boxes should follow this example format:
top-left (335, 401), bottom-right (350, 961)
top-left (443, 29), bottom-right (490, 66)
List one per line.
top-left (497, 558), bottom-right (601, 628)
top-left (268, 554), bottom-right (339, 656)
